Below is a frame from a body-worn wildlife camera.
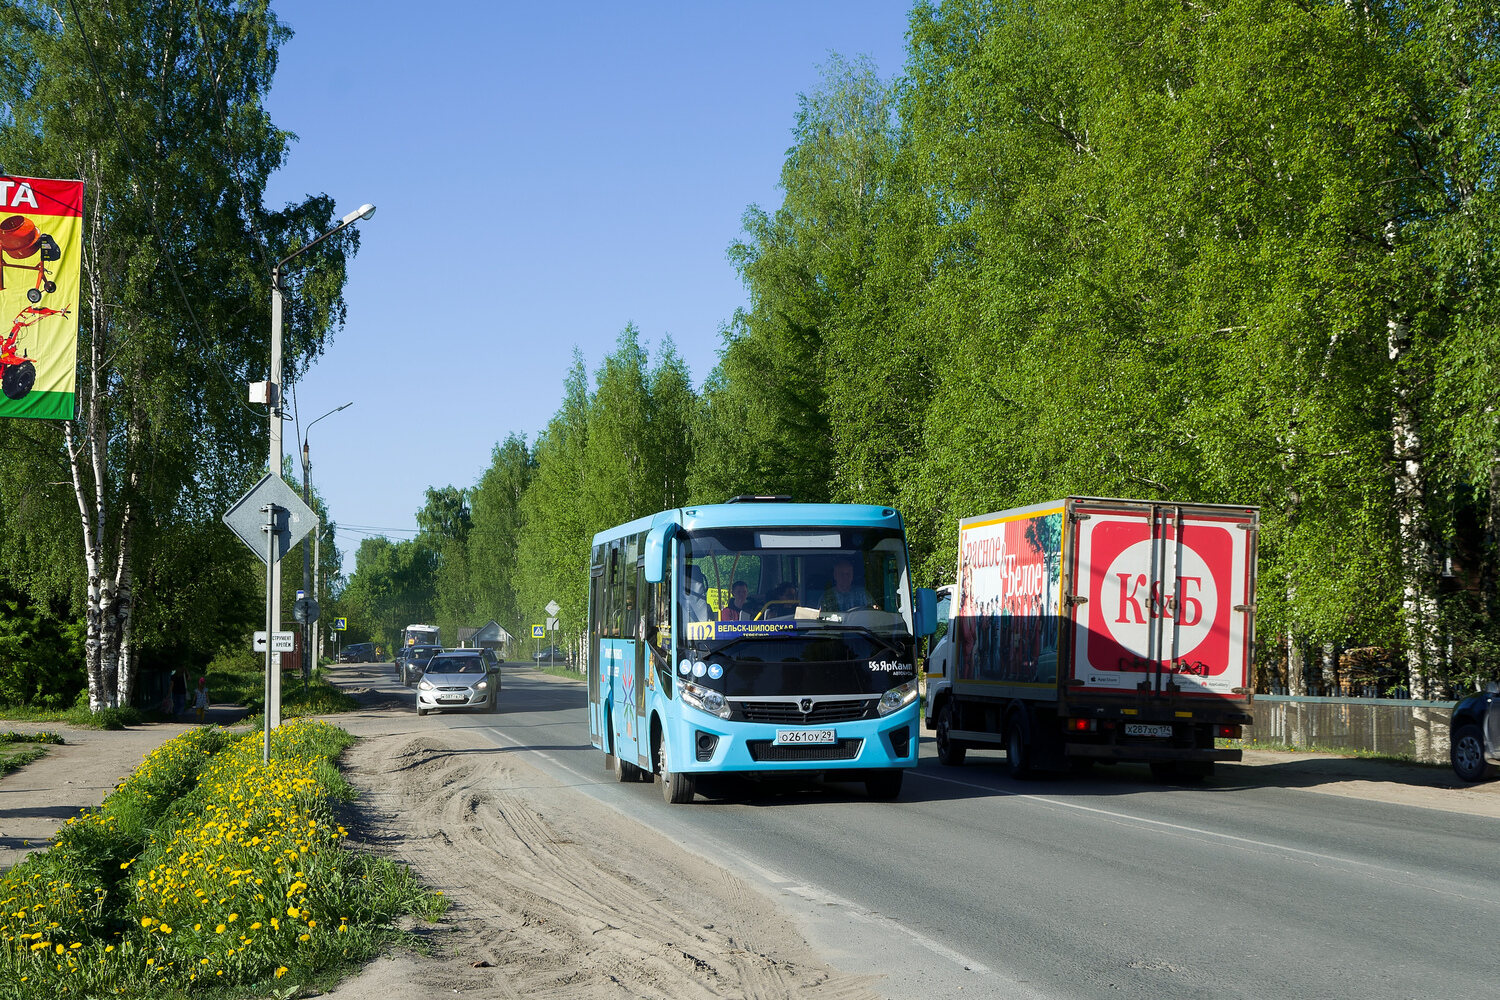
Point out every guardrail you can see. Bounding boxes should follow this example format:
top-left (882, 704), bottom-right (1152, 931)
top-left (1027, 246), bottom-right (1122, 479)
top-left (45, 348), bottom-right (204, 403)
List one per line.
top-left (1244, 695), bottom-right (1456, 764)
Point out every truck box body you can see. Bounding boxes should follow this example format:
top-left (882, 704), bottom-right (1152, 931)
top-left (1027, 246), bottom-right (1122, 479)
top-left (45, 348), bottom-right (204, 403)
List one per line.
top-left (929, 497), bottom-right (1257, 774)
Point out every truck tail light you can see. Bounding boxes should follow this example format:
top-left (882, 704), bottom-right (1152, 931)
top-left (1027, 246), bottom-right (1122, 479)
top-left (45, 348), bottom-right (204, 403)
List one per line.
top-left (1216, 725), bottom-right (1242, 739)
top-left (1066, 718), bottom-right (1096, 732)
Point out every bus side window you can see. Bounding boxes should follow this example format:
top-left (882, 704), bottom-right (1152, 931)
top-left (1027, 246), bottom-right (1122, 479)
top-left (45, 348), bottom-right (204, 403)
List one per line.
top-left (624, 533), bottom-right (643, 641)
top-left (607, 542), bottom-right (625, 638)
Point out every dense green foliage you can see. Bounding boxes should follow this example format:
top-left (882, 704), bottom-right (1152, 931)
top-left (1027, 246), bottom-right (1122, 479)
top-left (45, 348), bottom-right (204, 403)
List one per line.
top-left (343, 1), bottom-right (1498, 697)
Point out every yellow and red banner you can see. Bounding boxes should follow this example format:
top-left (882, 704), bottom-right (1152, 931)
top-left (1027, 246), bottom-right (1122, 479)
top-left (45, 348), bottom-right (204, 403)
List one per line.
top-left (0, 175), bottom-right (83, 420)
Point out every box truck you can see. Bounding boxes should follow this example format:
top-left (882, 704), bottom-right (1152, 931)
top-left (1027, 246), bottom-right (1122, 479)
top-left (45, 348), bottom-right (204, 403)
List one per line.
top-left (924, 498), bottom-right (1257, 779)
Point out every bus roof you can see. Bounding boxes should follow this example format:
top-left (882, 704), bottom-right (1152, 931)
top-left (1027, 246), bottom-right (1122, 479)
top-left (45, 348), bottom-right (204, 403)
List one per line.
top-left (590, 502), bottom-right (904, 547)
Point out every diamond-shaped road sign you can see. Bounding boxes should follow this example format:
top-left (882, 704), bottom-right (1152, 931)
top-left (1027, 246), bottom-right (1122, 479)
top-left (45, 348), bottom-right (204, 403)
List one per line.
top-left (222, 473), bottom-right (318, 565)
top-left (545, 600), bottom-right (561, 617)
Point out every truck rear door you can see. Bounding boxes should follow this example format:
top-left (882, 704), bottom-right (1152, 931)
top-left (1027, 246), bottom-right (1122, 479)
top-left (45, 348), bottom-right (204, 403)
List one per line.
top-left (1066, 500), bottom-right (1256, 699)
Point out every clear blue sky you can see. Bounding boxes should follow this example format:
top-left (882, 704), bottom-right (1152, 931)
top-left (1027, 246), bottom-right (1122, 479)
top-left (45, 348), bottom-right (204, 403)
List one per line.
top-left (260, 2), bottom-right (916, 576)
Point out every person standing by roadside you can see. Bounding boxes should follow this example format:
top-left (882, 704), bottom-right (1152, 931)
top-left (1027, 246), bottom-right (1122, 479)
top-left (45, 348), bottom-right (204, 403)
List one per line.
top-left (194, 677), bottom-right (209, 723)
top-left (171, 670), bottom-right (187, 718)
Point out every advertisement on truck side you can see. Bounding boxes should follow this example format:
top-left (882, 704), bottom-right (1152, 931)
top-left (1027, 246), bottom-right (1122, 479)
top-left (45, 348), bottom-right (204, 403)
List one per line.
top-left (954, 504), bottom-right (1064, 687)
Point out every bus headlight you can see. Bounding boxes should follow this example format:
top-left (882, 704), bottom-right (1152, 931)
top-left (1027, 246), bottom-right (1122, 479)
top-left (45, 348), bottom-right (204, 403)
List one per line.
top-left (681, 681), bottom-right (730, 720)
top-left (876, 678), bottom-right (919, 716)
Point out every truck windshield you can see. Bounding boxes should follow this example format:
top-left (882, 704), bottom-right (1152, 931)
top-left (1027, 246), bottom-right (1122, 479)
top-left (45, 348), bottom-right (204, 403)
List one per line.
top-left (678, 526), bottom-right (914, 639)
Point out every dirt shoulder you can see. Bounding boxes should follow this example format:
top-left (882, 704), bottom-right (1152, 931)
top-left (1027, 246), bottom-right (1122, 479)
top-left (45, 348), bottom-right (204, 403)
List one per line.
top-left (320, 720), bottom-right (883, 1000)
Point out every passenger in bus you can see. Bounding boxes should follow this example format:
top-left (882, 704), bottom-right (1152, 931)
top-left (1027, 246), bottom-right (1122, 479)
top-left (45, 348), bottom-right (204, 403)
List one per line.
top-left (720, 580), bottom-right (752, 621)
top-left (820, 557), bottom-right (873, 612)
top-left (683, 564), bottom-right (712, 623)
top-left (757, 581), bottom-right (800, 619)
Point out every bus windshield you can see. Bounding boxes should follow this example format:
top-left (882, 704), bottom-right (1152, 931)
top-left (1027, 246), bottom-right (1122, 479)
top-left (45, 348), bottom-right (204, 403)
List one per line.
top-left (678, 526), bottom-right (913, 639)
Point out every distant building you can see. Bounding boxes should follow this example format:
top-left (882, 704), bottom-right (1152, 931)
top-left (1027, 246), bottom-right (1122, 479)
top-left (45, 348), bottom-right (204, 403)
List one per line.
top-left (457, 619), bottom-right (512, 658)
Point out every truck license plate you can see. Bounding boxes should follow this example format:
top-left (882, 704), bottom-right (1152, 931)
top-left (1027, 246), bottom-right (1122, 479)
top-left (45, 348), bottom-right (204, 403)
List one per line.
top-left (1125, 724), bottom-right (1173, 738)
top-left (775, 729), bottom-right (835, 745)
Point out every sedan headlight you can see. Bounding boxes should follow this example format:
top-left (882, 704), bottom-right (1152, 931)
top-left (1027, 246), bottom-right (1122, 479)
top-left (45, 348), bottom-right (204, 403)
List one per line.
top-left (418, 679), bottom-right (434, 692)
top-left (876, 677), bottom-right (919, 716)
top-left (476, 680), bottom-right (488, 690)
top-left (680, 681), bottom-right (730, 720)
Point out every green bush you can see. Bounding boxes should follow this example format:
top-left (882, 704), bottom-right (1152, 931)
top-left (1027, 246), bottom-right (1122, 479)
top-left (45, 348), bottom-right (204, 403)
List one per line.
top-left (0, 586), bottom-right (84, 709)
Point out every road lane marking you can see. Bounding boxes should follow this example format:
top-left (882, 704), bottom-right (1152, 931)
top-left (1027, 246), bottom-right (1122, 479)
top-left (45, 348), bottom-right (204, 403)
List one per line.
top-left (918, 770), bottom-right (1497, 906)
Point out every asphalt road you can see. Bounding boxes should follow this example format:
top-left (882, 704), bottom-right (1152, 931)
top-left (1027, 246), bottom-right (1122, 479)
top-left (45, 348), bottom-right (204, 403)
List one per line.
top-left (361, 661), bottom-right (1500, 1000)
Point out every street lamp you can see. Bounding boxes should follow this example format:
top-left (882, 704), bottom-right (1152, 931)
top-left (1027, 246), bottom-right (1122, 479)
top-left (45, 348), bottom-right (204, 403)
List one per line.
top-left (301, 401), bottom-right (353, 681)
top-left (265, 203), bottom-right (374, 732)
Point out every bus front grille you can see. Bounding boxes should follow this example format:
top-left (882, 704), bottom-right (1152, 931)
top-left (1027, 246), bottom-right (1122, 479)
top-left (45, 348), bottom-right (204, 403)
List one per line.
top-left (745, 738), bottom-right (864, 762)
top-left (735, 699), bottom-right (874, 724)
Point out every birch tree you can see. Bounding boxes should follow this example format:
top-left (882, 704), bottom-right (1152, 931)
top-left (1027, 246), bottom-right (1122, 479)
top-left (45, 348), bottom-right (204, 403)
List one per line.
top-left (0, 1), bottom-right (358, 709)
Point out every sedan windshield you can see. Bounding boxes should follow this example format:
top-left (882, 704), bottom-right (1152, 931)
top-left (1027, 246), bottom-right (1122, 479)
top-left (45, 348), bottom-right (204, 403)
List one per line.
top-left (679, 526), bottom-right (913, 638)
top-left (425, 656), bottom-right (485, 674)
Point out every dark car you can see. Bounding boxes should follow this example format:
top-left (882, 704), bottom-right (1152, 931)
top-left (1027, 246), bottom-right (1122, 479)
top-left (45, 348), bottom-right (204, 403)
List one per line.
top-left (534, 645), bottom-right (567, 664)
top-left (399, 644), bottom-right (443, 686)
top-left (1450, 683), bottom-right (1500, 783)
top-left (340, 642), bottom-right (377, 664)
top-left (416, 649), bottom-right (502, 716)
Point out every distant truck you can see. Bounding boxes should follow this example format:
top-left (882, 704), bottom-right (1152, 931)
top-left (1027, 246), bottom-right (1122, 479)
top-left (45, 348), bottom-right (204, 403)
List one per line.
top-left (924, 497), bottom-right (1258, 780)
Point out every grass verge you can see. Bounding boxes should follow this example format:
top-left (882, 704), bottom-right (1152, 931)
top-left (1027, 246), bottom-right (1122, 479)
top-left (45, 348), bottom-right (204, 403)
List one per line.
top-left (0, 720), bottom-right (444, 998)
top-left (0, 731), bottom-right (65, 776)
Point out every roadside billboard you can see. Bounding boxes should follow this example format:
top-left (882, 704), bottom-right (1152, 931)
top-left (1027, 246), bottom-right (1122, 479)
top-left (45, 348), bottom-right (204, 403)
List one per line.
top-left (0, 175), bottom-right (83, 420)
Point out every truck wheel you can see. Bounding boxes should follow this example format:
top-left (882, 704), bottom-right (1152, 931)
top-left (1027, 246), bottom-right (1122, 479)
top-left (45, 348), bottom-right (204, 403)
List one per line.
top-left (864, 769), bottom-right (903, 800)
top-left (1005, 716), bottom-right (1033, 780)
top-left (935, 700), bottom-right (967, 766)
top-left (659, 741), bottom-right (695, 804)
top-left (1451, 724), bottom-right (1497, 783)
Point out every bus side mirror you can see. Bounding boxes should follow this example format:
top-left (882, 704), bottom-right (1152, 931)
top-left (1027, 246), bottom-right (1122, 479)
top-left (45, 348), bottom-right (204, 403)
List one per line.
top-left (644, 522), bottom-right (677, 584)
top-left (914, 587), bottom-right (937, 637)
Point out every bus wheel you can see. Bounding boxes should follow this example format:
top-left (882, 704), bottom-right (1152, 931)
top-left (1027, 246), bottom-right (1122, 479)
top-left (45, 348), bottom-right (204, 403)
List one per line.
top-left (614, 750), bottom-right (640, 783)
top-left (864, 769), bottom-right (903, 800)
top-left (659, 742), bottom-right (695, 804)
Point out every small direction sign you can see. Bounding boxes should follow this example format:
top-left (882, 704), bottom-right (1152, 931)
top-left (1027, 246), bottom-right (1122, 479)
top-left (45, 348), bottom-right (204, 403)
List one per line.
top-left (532, 625), bottom-right (545, 639)
top-left (222, 473), bottom-right (318, 565)
top-left (271, 631), bottom-right (296, 653)
top-left (546, 617), bottom-right (558, 631)
top-left (254, 630), bottom-right (268, 652)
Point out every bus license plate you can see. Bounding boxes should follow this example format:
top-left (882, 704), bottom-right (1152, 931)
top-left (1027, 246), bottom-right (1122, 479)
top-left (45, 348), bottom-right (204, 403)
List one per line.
top-left (775, 729), bottom-right (836, 745)
top-left (1125, 724), bottom-right (1172, 738)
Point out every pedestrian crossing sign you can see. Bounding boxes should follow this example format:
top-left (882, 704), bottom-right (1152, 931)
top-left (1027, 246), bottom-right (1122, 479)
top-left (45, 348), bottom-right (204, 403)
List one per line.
top-left (333, 617), bottom-right (347, 631)
top-left (532, 625), bottom-right (545, 638)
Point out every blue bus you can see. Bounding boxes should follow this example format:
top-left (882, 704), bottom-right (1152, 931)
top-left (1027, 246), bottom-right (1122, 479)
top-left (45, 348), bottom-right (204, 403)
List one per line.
top-left (587, 496), bottom-right (937, 803)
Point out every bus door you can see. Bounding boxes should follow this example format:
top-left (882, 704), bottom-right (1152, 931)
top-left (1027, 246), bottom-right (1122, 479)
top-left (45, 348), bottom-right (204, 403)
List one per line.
top-left (587, 544), bottom-right (605, 750)
top-left (603, 539), bottom-right (645, 768)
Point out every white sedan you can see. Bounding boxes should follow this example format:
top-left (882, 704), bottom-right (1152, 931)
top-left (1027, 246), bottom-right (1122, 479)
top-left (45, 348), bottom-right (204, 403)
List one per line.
top-left (416, 650), bottom-right (499, 716)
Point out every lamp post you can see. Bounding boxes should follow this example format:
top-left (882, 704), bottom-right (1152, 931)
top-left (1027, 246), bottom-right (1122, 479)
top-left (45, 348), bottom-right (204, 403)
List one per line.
top-left (301, 402), bottom-right (353, 680)
top-left (267, 203), bottom-right (374, 729)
